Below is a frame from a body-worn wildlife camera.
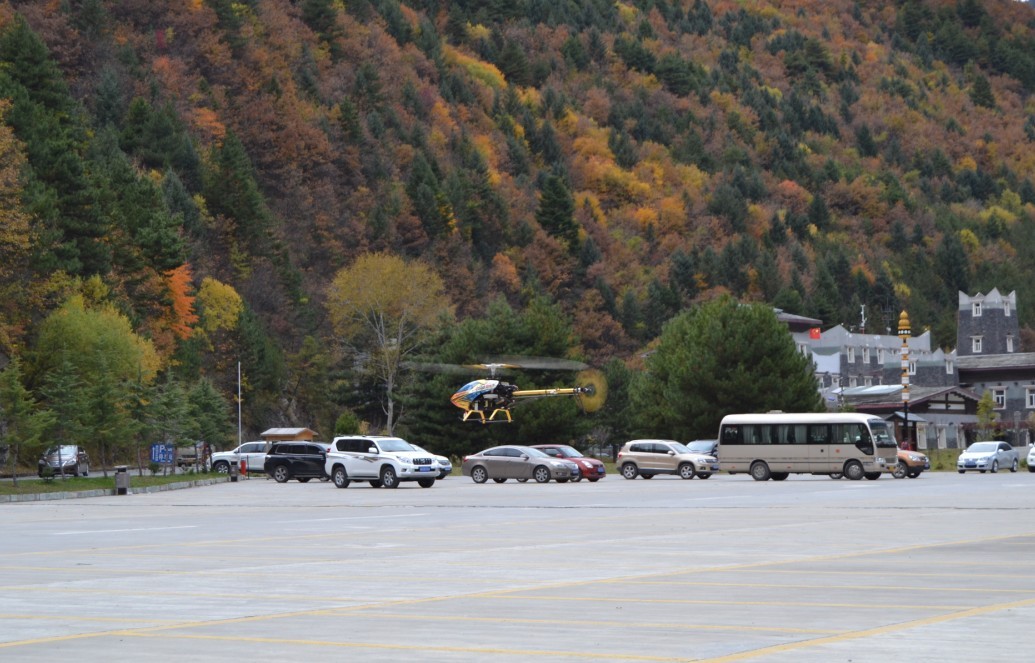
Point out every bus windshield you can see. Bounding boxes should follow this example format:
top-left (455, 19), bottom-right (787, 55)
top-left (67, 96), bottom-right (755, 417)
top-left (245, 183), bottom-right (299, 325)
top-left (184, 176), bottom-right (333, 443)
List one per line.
top-left (869, 421), bottom-right (898, 448)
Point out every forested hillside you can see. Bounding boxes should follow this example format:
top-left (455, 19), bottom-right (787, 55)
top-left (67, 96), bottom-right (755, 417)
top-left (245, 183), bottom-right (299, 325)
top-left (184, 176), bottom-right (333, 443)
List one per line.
top-left (1, 0), bottom-right (1035, 460)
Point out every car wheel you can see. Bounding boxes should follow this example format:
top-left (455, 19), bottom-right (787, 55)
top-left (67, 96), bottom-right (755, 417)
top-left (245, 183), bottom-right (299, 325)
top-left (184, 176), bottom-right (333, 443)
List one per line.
top-left (1010, 459), bottom-right (1018, 473)
top-left (438, 472), bottom-right (448, 480)
top-left (892, 462), bottom-right (907, 479)
top-left (678, 463), bottom-right (695, 480)
top-left (369, 480), bottom-right (382, 488)
top-left (297, 477), bottom-right (311, 483)
top-left (697, 473), bottom-right (711, 479)
top-left (770, 472), bottom-right (789, 481)
top-left (533, 465), bottom-right (551, 483)
top-left (557, 478), bottom-right (569, 483)
top-left (417, 477), bottom-right (435, 488)
top-left (750, 461), bottom-right (771, 482)
top-left (864, 472), bottom-right (881, 480)
top-left (907, 471), bottom-right (921, 478)
top-left (641, 474), bottom-right (654, 479)
top-left (1028, 465), bottom-right (1035, 473)
top-left (493, 477), bottom-right (507, 484)
top-left (588, 478), bottom-right (600, 482)
top-left (843, 460), bottom-right (865, 481)
top-left (471, 466), bottom-right (488, 484)
top-left (272, 465), bottom-right (291, 483)
top-left (380, 466), bottom-right (399, 489)
top-left (332, 466), bottom-right (350, 489)
top-left (958, 470), bottom-right (965, 474)
top-left (829, 473), bottom-right (843, 480)
top-left (991, 460), bottom-right (999, 473)
top-left (571, 474), bottom-right (582, 482)
top-left (621, 463), bottom-right (638, 480)
top-left (516, 478), bottom-right (528, 483)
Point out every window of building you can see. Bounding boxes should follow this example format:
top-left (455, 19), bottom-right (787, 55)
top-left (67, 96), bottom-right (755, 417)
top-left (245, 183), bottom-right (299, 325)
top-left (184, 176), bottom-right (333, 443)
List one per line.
top-left (864, 376), bottom-right (872, 387)
top-left (973, 301), bottom-right (982, 317)
top-left (972, 336), bottom-right (983, 353)
top-left (946, 360), bottom-right (954, 375)
top-left (877, 348), bottom-right (885, 364)
top-left (848, 377), bottom-right (858, 388)
top-left (846, 347), bottom-right (855, 363)
top-left (992, 387), bottom-right (1006, 409)
top-left (799, 343), bottom-right (809, 355)
top-left (908, 360), bottom-right (917, 375)
top-left (862, 347), bottom-right (870, 364)
top-left (1005, 300), bottom-right (1011, 317)
top-left (1026, 387), bottom-right (1035, 409)
top-left (1007, 335), bottom-right (1014, 353)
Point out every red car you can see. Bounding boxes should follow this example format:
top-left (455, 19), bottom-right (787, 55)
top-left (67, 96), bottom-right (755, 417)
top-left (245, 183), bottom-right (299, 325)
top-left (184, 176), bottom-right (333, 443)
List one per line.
top-left (530, 445), bottom-right (606, 482)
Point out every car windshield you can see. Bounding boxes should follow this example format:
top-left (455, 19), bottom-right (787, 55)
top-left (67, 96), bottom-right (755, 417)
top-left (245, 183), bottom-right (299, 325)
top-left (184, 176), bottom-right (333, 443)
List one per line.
top-left (46, 445), bottom-right (77, 457)
top-left (670, 442), bottom-right (692, 454)
top-left (967, 442), bottom-right (998, 453)
top-left (523, 447), bottom-right (550, 458)
top-left (555, 446), bottom-right (582, 458)
top-left (378, 439), bottom-right (415, 452)
top-left (868, 422), bottom-right (898, 448)
top-left (686, 441), bottom-right (715, 453)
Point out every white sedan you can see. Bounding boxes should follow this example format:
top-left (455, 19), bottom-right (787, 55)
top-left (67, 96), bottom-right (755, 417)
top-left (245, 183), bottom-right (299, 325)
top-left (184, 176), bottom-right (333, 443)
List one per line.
top-left (957, 441), bottom-right (1019, 474)
top-left (1028, 445), bottom-right (1035, 473)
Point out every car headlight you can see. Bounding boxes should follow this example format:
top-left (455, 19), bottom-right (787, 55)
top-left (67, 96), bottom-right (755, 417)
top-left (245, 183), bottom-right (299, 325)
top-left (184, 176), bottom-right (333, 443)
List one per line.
top-left (908, 454), bottom-right (923, 462)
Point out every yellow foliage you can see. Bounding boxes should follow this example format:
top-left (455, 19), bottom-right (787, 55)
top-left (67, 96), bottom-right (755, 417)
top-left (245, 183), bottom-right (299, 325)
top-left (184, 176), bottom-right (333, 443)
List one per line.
top-left (198, 277), bottom-right (244, 333)
top-left (761, 85), bottom-right (782, 101)
top-left (466, 22), bottom-right (491, 41)
top-left (997, 190), bottom-right (1022, 215)
top-left (865, 42), bottom-right (882, 63)
top-left (709, 90), bottom-right (737, 112)
top-left (893, 282), bottom-right (912, 301)
top-left (576, 192), bottom-right (607, 228)
top-left (442, 45), bottom-right (505, 90)
top-left (959, 228), bottom-right (980, 254)
top-left (955, 155), bottom-right (977, 173)
top-left (615, 2), bottom-right (638, 25)
top-left (979, 205), bottom-right (1017, 225)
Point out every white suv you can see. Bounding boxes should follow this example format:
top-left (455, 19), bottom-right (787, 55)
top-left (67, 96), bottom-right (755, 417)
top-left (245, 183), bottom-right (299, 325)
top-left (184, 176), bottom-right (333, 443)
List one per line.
top-left (326, 436), bottom-right (438, 488)
top-left (211, 441), bottom-right (270, 475)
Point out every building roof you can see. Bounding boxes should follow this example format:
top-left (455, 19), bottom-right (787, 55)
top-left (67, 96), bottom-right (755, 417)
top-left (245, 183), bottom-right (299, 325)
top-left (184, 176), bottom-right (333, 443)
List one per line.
top-left (841, 384), bottom-right (980, 408)
top-left (956, 352), bottom-right (1035, 371)
top-left (260, 427), bottom-right (319, 440)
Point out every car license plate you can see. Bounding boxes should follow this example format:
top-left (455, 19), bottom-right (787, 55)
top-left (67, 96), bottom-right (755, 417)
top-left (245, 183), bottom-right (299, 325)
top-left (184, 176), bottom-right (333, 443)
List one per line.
top-left (419, 466), bottom-right (431, 472)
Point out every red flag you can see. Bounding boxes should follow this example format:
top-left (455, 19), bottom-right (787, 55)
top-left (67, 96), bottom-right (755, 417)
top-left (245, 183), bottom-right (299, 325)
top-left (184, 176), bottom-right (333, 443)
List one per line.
top-left (809, 327), bottom-right (821, 340)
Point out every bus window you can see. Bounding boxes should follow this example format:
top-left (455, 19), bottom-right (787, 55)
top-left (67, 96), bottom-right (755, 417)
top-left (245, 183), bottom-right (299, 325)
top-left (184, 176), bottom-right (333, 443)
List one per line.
top-left (721, 425), bottom-right (742, 445)
top-left (853, 424), bottom-right (874, 454)
top-left (807, 424), bottom-right (830, 444)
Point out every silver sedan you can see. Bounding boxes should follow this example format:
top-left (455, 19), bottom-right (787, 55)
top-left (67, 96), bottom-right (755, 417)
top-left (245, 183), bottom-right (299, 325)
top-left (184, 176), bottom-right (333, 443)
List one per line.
top-left (461, 445), bottom-right (580, 483)
top-left (957, 441), bottom-right (1019, 473)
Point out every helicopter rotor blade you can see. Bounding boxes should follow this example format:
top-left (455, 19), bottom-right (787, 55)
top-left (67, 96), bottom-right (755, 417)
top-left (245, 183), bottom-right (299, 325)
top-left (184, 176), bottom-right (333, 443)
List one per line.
top-left (488, 356), bottom-right (589, 372)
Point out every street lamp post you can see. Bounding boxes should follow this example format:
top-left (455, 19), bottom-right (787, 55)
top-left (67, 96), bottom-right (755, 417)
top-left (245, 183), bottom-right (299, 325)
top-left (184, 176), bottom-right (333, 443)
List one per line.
top-left (898, 311), bottom-right (911, 449)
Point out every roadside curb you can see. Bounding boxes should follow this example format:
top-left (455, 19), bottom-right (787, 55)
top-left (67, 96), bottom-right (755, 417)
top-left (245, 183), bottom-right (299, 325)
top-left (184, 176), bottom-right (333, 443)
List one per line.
top-left (0, 477), bottom-right (228, 503)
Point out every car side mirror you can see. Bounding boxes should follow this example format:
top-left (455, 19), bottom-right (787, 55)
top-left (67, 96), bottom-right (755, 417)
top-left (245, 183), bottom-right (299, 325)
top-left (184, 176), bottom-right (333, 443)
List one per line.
top-left (521, 454), bottom-right (529, 460)
top-left (668, 450), bottom-right (676, 456)
top-left (368, 447), bottom-right (378, 454)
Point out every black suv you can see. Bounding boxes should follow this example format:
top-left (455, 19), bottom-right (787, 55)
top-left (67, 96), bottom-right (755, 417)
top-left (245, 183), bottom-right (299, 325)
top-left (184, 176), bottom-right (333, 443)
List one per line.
top-left (263, 442), bottom-right (328, 483)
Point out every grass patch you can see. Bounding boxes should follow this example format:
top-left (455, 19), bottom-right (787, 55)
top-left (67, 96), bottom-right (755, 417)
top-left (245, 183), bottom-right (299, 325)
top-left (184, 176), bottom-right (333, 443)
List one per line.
top-left (0, 471), bottom-right (219, 496)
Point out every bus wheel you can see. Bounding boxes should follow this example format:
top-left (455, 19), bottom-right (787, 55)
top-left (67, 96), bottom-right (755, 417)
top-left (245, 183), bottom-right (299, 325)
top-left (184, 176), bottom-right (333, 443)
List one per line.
top-left (829, 473), bottom-right (843, 480)
top-left (749, 461), bottom-right (771, 482)
top-left (843, 460), bottom-right (865, 481)
top-left (770, 472), bottom-right (789, 481)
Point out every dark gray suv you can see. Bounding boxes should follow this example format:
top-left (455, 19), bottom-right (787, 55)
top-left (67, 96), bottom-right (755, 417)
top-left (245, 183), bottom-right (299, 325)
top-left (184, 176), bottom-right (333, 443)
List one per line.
top-left (263, 442), bottom-right (328, 483)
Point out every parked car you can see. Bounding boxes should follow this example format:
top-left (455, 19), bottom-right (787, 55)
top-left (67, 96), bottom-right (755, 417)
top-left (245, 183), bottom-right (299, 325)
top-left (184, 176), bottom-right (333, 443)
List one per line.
top-left (1028, 445), bottom-right (1035, 473)
top-left (530, 444), bottom-right (606, 481)
top-left (892, 448), bottom-right (930, 479)
top-left (617, 439), bottom-right (719, 480)
top-left (325, 436), bottom-right (438, 488)
top-left (211, 441), bottom-right (270, 475)
top-left (263, 442), bottom-right (328, 483)
top-left (411, 444), bottom-right (452, 479)
top-left (37, 445), bottom-right (90, 477)
top-left (462, 445), bottom-right (580, 484)
top-left (686, 439), bottom-right (719, 456)
top-left (957, 441), bottom-right (1019, 474)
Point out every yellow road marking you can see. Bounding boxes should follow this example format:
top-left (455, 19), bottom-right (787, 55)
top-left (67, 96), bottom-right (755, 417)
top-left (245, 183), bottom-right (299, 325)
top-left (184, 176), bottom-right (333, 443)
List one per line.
top-left (702, 596), bottom-right (1035, 662)
top-left (484, 594), bottom-right (971, 610)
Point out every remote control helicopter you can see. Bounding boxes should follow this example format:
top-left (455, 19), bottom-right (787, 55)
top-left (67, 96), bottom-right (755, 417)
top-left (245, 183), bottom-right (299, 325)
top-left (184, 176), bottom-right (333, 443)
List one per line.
top-left (406, 357), bottom-right (607, 424)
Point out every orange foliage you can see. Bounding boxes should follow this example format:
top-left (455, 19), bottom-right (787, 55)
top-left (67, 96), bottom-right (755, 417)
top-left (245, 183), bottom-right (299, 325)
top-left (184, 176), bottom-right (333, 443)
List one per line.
top-left (165, 264), bottom-right (199, 341)
top-left (772, 179), bottom-right (812, 215)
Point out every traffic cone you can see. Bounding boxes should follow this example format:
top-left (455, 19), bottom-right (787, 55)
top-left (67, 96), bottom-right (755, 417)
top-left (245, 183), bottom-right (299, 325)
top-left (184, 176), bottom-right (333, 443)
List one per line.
top-left (240, 459), bottom-right (247, 476)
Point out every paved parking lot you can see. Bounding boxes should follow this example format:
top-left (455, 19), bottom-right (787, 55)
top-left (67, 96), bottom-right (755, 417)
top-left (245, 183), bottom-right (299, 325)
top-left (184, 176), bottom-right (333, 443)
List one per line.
top-left (1, 471), bottom-right (1033, 661)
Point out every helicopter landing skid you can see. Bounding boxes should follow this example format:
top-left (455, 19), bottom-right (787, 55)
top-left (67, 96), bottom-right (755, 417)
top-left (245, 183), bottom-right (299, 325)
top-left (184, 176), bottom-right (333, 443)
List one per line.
top-left (461, 409), bottom-right (513, 424)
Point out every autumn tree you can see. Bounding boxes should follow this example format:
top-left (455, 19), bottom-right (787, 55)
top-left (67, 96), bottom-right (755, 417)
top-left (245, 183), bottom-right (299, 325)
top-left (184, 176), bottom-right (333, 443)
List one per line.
top-left (326, 253), bottom-right (454, 433)
top-left (0, 99), bottom-right (31, 354)
top-left (535, 172), bottom-right (578, 251)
